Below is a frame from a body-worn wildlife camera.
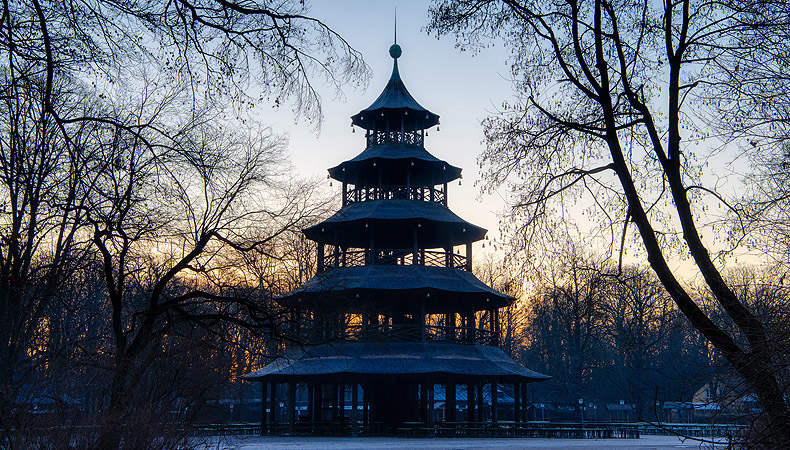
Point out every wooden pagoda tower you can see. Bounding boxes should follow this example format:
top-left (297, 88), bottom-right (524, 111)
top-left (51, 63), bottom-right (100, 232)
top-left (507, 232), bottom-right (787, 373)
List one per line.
top-left (244, 42), bottom-right (548, 436)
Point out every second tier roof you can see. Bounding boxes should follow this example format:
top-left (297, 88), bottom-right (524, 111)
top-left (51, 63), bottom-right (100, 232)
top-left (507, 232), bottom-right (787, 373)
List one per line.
top-left (328, 144), bottom-right (462, 186)
top-left (304, 199), bottom-right (486, 248)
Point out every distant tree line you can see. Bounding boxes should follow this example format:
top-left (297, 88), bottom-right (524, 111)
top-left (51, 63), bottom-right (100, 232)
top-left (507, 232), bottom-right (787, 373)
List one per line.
top-left (483, 241), bottom-right (789, 430)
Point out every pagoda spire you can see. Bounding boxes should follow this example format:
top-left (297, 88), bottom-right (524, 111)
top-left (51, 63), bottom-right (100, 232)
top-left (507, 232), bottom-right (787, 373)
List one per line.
top-left (351, 39), bottom-right (438, 131)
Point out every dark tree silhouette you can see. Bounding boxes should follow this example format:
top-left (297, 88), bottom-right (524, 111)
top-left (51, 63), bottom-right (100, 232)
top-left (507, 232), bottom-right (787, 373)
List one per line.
top-left (429, 0), bottom-right (790, 445)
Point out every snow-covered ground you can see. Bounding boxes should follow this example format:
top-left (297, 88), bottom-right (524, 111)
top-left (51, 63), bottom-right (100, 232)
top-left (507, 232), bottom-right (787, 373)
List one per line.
top-left (211, 435), bottom-right (727, 449)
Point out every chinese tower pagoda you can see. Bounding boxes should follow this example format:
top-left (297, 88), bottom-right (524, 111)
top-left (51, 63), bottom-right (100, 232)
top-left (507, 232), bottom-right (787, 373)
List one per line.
top-left (244, 41), bottom-right (548, 436)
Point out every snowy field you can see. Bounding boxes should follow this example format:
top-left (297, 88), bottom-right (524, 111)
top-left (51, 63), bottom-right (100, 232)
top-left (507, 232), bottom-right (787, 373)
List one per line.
top-left (212, 435), bottom-right (727, 449)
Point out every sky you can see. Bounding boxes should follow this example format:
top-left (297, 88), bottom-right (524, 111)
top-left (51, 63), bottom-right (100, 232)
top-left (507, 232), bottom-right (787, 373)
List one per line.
top-left (251, 1), bottom-right (765, 277)
top-left (256, 1), bottom-right (514, 250)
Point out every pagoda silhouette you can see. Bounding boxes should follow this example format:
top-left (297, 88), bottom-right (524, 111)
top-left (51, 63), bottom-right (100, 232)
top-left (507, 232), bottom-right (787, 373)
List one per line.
top-left (244, 40), bottom-right (548, 436)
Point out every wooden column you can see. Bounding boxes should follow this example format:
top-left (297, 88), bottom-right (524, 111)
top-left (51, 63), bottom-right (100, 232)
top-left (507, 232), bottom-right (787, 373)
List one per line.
top-left (260, 382), bottom-right (268, 435)
top-left (513, 383), bottom-right (521, 423)
top-left (411, 382), bottom-right (420, 421)
top-left (413, 228), bottom-right (418, 265)
top-left (521, 383), bottom-right (528, 422)
top-left (427, 383), bottom-right (435, 432)
top-left (306, 383), bottom-right (314, 432)
top-left (466, 383), bottom-right (475, 422)
top-left (287, 382), bottom-right (296, 434)
top-left (314, 384), bottom-right (323, 421)
top-left (465, 241), bottom-right (472, 271)
top-left (317, 242), bottom-right (324, 272)
top-left (362, 384), bottom-right (369, 429)
top-left (447, 381), bottom-right (457, 422)
top-left (420, 383), bottom-right (428, 422)
top-left (351, 383), bottom-right (359, 436)
top-left (494, 309), bottom-right (501, 346)
top-left (491, 383), bottom-right (498, 423)
top-left (269, 382), bottom-right (277, 433)
top-left (476, 384), bottom-right (484, 422)
top-left (332, 383), bottom-right (339, 421)
top-left (338, 383), bottom-right (346, 420)
top-left (420, 299), bottom-right (426, 342)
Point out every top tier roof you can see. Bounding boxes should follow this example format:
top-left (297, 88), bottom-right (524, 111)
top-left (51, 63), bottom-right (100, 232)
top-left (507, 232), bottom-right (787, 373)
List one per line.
top-left (351, 45), bottom-right (440, 131)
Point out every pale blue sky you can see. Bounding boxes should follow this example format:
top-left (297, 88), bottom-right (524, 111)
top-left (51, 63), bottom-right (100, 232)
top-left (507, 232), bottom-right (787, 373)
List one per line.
top-left (257, 1), bottom-right (514, 246)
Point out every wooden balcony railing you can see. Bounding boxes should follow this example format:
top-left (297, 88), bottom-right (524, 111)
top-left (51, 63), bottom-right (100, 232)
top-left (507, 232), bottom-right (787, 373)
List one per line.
top-left (344, 186), bottom-right (446, 205)
top-left (366, 130), bottom-right (424, 147)
top-left (321, 249), bottom-right (469, 271)
top-left (310, 323), bottom-right (497, 346)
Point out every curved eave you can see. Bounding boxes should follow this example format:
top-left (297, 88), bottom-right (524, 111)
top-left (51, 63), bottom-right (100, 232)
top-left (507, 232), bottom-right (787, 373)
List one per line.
top-left (242, 342), bottom-right (550, 382)
top-left (328, 144), bottom-right (462, 185)
top-left (351, 108), bottom-right (440, 131)
top-left (277, 265), bottom-right (513, 311)
top-left (304, 199), bottom-right (486, 248)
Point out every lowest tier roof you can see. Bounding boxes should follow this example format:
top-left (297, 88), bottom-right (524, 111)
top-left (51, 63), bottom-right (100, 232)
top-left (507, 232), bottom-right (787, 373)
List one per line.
top-left (242, 342), bottom-right (550, 382)
top-left (304, 199), bottom-right (485, 248)
top-left (328, 144), bottom-right (462, 186)
top-left (277, 265), bottom-right (513, 312)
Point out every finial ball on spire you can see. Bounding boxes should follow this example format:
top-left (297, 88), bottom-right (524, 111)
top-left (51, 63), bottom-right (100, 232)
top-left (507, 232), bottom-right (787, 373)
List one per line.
top-left (389, 44), bottom-right (402, 59)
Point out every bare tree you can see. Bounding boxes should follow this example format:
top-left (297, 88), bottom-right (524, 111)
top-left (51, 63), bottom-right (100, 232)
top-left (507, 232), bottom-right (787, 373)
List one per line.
top-left (429, 0), bottom-right (790, 445)
top-left (521, 242), bottom-right (609, 404)
top-left (602, 266), bottom-right (674, 420)
top-left (1, 1), bottom-right (365, 447)
top-left (76, 79), bottom-right (330, 447)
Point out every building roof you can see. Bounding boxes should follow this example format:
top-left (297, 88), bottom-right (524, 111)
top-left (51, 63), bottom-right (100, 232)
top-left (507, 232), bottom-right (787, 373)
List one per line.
top-left (277, 264), bottom-right (513, 312)
top-left (304, 199), bottom-right (486, 248)
top-left (328, 144), bottom-right (462, 185)
top-left (351, 52), bottom-right (440, 131)
top-left (242, 342), bottom-right (550, 382)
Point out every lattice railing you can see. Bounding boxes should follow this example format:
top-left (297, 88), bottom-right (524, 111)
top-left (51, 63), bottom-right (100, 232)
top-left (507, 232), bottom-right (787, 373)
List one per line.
top-left (322, 249), bottom-right (469, 271)
top-left (315, 323), bottom-right (496, 345)
top-left (366, 130), bottom-right (424, 147)
top-left (344, 186), bottom-right (445, 205)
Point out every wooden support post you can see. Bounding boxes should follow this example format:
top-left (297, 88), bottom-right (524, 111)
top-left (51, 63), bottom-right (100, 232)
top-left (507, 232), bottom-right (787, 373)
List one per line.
top-left (317, 242), bottom-right (324, 272)
top-left (269, 382), bottom-right (277, 433)
top-left (420, 383), bottom-right (428, 422)
top-left (307, 383), bottom-right (315, 421)
top-left (494, 309), bottom-right (501, 346)
top-left (513, 383), bottom-right (521, 424)
top-left (332, 383), bottom-right (339, 421)
top-left (261, 382), bottom-right (268, 436)
top-left (338, 383), bottom-right (346, 420)
top-left (466, 383), bottom-right (475, 422)
top-left (287, 382), bottom-right (296, 434)
top-left (491, 382), bottom-right (498, 423)
top-left (447, 381), bottom-right (457, 422)
top-left (362, 384), bottom-right (369, 429)
top-left (477, 384), bottom-right (484, 422)
top-left (465, 241), bottom-right (472, 271)
top-left (467, 312), bottom-right (476, 343)
top-left (427, 383), bottom-right (435, 433)
top-left (420, 299), bottom-right (426, 342)
top-left (351, 383), bottom-right (359, 436)
top-left (411, 382), bottom-right (420, 421)
top-left (521, 383), bottom-right (528, 422)
top-left (413, 228), bottom-right (418, 265)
